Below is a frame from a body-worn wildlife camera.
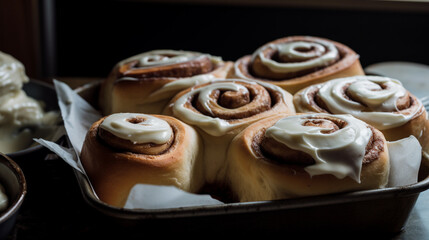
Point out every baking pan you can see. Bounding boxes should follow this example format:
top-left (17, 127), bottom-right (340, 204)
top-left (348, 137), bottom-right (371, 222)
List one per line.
top-left (72, 80), bottom-right (429, 236)
top-left (72, 162), bottom-right (429, 236)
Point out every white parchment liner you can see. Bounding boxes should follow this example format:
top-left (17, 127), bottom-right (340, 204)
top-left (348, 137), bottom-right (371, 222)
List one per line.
top-left (35, 80), bottom-right (421, 209)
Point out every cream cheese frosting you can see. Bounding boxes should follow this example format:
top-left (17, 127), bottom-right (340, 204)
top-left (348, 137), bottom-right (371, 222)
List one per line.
top-left (265, 114), bottom-right (372, 182)
top-left (0, 51), bottom-right (28, 99)
top-left (0, 51), bottom-right (60, 153)
top-left (302, 76), bottom-right (422, 130)
top-left (100, 113), bottom-right (173, 144)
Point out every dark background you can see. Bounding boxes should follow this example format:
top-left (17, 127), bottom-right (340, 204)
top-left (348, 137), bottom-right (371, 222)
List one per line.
top-left (2, 0), bottom-right (429, 80)
top-left (51, 0), bottom-right (429, 78)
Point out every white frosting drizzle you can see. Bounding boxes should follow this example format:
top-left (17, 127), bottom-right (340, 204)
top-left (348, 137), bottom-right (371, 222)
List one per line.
top-left (251, 39), bottom-right (339, 74)
top-left (118, 49), bottom-right (222, 69)
top-left (265, 114), bottom-right (372, 182)
top-left (171, 79), bottom-right (290, 136)
top-left (0, 184), bottom-right (8, 211)
top-left (172, 81), bottom-right (245, 136)
top-left (116, 50), bottom-right (225, 102)
top-left (100, 113), bottom-right (172, 144)
top-left (136, 49), bottom-right (204, 68)
top-left (148, 72), bottom-right (217, 101)
top-left (305, 76), bottom-right (422, 130)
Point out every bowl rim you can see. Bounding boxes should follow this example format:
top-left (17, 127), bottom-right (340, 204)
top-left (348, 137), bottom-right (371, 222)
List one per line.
top-left (0, 153), bottom-right (27, 224)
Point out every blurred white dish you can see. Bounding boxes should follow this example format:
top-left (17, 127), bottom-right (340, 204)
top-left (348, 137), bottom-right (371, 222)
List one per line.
top-left (6, 79), bottom-right (63, 159)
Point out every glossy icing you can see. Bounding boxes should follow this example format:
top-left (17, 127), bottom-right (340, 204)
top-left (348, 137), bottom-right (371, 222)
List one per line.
top-left (100, 113), bottom-right (173, 144)
top-left (300, 76), bottom-right (422, 130)
top-left (171, 79), bottom-right (291, 136)
top-left (252, 40), bottom-right (339, 74)
top-left (265, 114), bottom-right (372, 182)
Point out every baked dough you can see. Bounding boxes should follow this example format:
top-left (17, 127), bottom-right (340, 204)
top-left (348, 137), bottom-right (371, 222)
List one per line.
top-left (80, 113), bottom-right (204, 207)
top-left (227, 113), bottom-right (390, 202)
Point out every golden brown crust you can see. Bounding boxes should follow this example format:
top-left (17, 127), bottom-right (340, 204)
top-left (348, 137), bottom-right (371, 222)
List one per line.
top-left (226, 114), bottom-right (390, 202)
top-left (229, 36), bottom-right (364, 94)
top-left (80, 114), bottom-right (204, 207)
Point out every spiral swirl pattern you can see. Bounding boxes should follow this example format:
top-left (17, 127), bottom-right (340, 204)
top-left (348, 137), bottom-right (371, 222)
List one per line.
top-left (169, 79), bottom-right (293, 136)
top-left (294, 76), bottom-right (424, 130)
top-left (249, 39), bottom-right (339, 79)
top-left (230, 36), bottom-right (363, 94)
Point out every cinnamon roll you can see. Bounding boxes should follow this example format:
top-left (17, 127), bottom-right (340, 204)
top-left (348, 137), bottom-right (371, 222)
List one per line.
top-left (99, 49), bottom-right (233, 115)
top-left (80, 113), bottom-right (204, 207)
top-left (163, 79), bottom-right (296, 185)
top-left (293, 75), bottom-right (429, 166)
top-left (229, 36), bottom-right (364, 94)
top-left (226, 113), bottom-right (390, 202)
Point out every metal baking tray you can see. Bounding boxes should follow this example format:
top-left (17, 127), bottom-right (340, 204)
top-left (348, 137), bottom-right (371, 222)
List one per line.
top-left (72, 80), bottom-right (429, 236)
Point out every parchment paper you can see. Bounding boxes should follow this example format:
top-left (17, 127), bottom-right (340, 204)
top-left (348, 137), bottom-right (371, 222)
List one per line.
top-left (35, 79), bottom-right (422, 209)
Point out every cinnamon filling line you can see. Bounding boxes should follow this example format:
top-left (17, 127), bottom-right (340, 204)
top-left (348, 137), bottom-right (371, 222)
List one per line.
top-left (118, 55), bottom-right (214, 79)
top-left (250, 42), bottom-right (341, 80)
